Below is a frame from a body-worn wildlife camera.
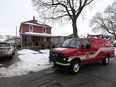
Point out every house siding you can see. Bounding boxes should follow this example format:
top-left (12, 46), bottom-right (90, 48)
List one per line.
top-left (21, 24), bottom-right (51, 34)
top-left (22, 24), bottom-right (29, 33)
top-left (33, 26), bottom-right (43, 33)
top-left (46, 28), bottom-right (51, 34)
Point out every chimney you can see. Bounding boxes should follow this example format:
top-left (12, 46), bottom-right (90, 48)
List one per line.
top-left (32, 16), bottom-right (37, 23)
top-left (33, 16), bottom-right (35, 20)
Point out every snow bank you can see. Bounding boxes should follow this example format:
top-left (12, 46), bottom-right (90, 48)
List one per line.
top-left (0, 49), bottom-right (52, 77)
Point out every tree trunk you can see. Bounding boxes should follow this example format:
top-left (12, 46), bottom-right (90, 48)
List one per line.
top-left (72, 19), bottom-right (78, 38)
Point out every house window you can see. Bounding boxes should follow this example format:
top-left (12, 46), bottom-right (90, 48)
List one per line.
top-left (29, 25), bottom-right (33, 32)
top-left (24, 36), bottom-right (31, 45)
top-left (40, 37), bottom-right (46, 43)
top-left (43, 27), bottom-right (46, 33)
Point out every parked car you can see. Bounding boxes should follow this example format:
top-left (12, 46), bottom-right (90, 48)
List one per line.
top-left (8, 42), bottom-right (15, 54)
top-left (49, 38), bottom-right (115, 74)
top-left (0, 42), bottom-right (14, 59)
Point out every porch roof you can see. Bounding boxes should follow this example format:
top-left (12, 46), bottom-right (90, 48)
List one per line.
top-left (20, 32), bottom-right (56, 37)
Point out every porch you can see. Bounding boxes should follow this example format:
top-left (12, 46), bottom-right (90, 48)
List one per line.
top-left (20, 32), bottom-right (55, 50)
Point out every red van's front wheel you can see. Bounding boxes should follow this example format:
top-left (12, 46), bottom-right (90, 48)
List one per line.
top-left (70, 60), bottom-right (80, 74)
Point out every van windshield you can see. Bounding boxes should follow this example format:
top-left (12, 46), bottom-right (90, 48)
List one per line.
top-left (61, 38), bottom-right (82, 48)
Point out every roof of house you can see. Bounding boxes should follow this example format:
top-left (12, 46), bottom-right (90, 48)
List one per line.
top-left (19, 16), bottom-right (52, 32)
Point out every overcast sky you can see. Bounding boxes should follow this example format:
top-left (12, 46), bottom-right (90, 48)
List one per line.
top-left (0, 0), bottom-right (115, 37)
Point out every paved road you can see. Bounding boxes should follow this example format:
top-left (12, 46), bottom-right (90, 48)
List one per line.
top-left (0, 57), bottom-right (116, 87)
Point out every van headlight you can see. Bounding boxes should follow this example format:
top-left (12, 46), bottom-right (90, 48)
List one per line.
top-left (63, 56), bottom-right (69, 62)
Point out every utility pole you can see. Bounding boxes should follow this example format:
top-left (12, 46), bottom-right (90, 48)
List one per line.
top-left (15, 26), bottom-right (17, 49)
top-left (16, 26), bottom-right (17, 37)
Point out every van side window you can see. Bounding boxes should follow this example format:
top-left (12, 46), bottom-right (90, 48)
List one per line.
top-left (82, 39), bottom-right (91, 49)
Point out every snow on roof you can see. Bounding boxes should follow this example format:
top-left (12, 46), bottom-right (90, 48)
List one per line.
top-left (23, 22), bottom-right (39, 26)
top-left (23, 22), bottom-right (51, 28)
top-left (22, 20), bottom-right (52, 28)
top-left (21, 32), bottom-right (56, 37)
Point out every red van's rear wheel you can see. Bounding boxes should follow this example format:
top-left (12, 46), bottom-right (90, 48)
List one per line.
top-left (102, 56), bottom-right (109, 65)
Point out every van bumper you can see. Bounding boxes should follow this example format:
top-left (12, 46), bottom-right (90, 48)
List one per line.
top-left (49, 59), bottom-right (70, 68)
top-left (56, 62), bottom-right (70, 66)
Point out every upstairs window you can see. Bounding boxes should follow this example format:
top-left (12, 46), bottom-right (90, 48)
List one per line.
top-left (43, 27), bottom-right (46, 33)
top-left (29, 25), bottom-right (33, 32)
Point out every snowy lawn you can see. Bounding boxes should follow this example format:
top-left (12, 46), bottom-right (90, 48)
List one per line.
top-left (0, 49), bottom-right (52, 77)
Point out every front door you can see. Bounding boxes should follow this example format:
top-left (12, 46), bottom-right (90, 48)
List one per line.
top-left (80, 39), bottom-right (94, 64)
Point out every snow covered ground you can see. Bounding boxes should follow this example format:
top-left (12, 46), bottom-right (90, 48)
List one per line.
top-left (0, 49), bottom-right (52, 77)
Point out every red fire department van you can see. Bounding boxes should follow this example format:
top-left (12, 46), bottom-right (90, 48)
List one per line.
top-left (49, 38), bottom-right (115, 74)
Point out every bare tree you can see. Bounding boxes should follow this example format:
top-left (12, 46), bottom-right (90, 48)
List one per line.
top-left (5, 35), bottom-right (14, 40)
top-left (90, 2), bottom-right (116, 39)
top-left (32, 0), bottom-right (93, 37)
